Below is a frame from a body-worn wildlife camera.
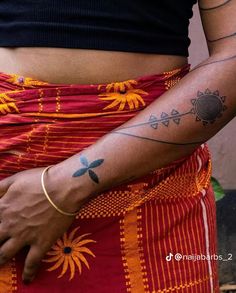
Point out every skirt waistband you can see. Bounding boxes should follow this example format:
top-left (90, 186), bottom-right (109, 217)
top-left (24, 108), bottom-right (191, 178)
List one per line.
top-left (0, 64), bottom-right (212, 217)
top-left (0, 65), bottom-right (190, 121)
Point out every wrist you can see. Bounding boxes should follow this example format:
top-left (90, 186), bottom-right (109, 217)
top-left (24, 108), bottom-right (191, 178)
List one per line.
top-left (44, 162), bottom-right (91, 213)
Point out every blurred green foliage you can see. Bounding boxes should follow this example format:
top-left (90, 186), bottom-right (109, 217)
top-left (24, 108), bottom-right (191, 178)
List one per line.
top-left (211, 177), bottom-right (225, 201)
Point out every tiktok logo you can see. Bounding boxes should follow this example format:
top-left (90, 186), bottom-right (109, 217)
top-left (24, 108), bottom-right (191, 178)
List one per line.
top-left (166, 253), bottom-right (173, 262)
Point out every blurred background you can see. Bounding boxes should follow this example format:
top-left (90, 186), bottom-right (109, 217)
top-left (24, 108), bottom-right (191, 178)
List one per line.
top-left (189, 5), bottom-right (235, 190)
top-left (189, 4), bottom-right (236, 292)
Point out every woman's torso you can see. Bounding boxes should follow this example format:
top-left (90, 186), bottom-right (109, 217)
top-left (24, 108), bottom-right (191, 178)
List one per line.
top-left (0, 47), bottom-right (187, 84)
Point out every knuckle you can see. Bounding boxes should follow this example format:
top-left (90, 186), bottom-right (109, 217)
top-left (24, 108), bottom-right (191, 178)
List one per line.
top-left (0, 251), bottom-right (9, 263)
top-left (0, 202), bottom-right (8, 213)
top-left (2, 219), bottom-right (12, 230)
top-left (0, 224), bottom-right (7, 233)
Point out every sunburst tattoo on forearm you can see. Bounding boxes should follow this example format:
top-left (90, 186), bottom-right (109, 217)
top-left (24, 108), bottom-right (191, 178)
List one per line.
top-left (73, 155), bottom-right (104, 183)
top-left (191, 89), bottom-right (227, 125)
top-left (111, 89), bottom-right (227, 145)
top-left (149, 89), bottom-right (227, 127)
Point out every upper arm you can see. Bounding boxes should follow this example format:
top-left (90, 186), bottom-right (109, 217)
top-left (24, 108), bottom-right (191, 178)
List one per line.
top-left (198, 0), bottom-right (236, 55)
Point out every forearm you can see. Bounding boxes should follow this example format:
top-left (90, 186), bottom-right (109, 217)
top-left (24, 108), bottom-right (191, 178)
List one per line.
top-left (48, 52), bottom-right (236, 209)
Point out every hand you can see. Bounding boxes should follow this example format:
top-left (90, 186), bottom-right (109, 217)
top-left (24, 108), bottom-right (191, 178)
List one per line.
top-left (0, 167), bottom-right (78, 284)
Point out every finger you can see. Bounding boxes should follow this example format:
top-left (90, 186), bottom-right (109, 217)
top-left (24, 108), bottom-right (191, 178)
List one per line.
top-left (0, 226), bottom-right (9, 245)
top-left (23, 245), bottom-right (45, 284)
top-left (0, 238), bottom-right (23, 266)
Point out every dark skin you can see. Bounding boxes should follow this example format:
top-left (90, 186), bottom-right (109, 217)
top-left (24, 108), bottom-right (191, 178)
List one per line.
top-left (0, 0), bottom-right (235, 284)
top-left (0, 168), bottom-right (76, 282)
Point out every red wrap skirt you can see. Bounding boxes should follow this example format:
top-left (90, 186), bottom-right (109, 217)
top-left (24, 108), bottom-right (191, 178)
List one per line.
top-left (0, 66), bottom-right (219, 292)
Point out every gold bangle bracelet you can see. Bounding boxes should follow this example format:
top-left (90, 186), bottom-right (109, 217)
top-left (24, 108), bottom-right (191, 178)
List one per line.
top-left (41, 166), bottom-right (79, 217)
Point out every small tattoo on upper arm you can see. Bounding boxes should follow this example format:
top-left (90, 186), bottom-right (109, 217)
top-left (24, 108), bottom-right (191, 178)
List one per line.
top-left (199, 0), bottom-right (232, 11)
top-left (73, 155), bottom-right (104, 184)
top-left (206, 32), bottom-right (236, 43)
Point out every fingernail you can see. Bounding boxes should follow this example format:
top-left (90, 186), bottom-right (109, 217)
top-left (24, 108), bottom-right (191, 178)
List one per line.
top-left (23, 279), bottom-right (31, 285)
top-left (23, 276), bottom-right (34, 285)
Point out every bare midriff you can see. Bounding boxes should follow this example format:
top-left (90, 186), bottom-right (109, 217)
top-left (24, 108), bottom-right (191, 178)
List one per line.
top-left (0, 47), bottom-right (187, 84)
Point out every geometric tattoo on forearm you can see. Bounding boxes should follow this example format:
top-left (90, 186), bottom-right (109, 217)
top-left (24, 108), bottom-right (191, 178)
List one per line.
top-left (111, 89), bottom-right (227, 146)
top-left (148, 89), bottom-right (226, 127)
top-left (72, 155), bottom-right (104, 183)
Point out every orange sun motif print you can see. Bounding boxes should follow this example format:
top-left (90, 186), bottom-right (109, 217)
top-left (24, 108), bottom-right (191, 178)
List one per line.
top-left (6, 74), bottom-right (48, 88)
top-left (44, 228), bottom-right (96, 280)
top-left (98, 79), bottom-right (148, 111)
top-left (98, 79), bottom-right (138, 92)
top-left (0, 92), bottom-right (20, 115)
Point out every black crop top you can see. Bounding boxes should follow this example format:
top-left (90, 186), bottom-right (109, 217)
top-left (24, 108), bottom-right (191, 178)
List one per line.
top-left (0, 0), bottom-right (197, 56)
